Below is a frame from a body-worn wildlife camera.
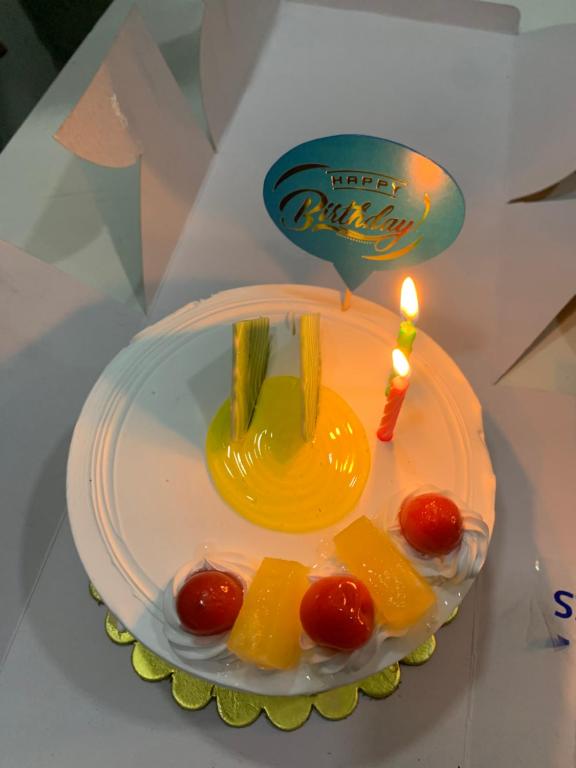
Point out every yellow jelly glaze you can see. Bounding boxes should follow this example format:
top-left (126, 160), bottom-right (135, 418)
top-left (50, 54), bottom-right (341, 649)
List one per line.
top-left (206, 376), bottom-right (370, 533)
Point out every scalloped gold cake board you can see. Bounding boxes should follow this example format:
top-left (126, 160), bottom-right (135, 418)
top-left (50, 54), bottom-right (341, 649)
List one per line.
top-left (90, 583), bottom-right (457, 730)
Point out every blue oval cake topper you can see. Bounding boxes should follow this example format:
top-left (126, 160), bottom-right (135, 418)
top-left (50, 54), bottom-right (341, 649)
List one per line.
top-left (263, 135), bottom-right (465, 290)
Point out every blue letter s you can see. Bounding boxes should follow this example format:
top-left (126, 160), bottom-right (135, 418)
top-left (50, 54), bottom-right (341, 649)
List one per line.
top-left (554, 590), bottom-right (574, 619)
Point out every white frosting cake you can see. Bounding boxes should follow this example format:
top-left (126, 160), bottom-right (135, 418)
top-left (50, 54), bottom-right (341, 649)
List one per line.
top-left (67, 285), bottom-right (495, 695)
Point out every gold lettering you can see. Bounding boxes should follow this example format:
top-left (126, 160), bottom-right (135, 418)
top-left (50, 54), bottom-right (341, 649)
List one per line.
top-left (364, 204), bottom-right (395, 230)
top-left (319, 202), bottom-right (334, 223)
top-left (337, 203), bottom-right (353, 225)
top-left (330, 204), bottom-right (342, 222)
top-left (279, 189), bottom-right (328, 232)
top-left (325, 169), bottom-right (408, 197)
top-left (278, 187), bottom-right (419, 255)
top-left (344, 201), bottom-right (370, 229)
top-left (393, 219), bottom-right (414, 235)
top-left (293, 196), bottom-right (320, 230)
top-left (390, 181), bottom-right (408, 198)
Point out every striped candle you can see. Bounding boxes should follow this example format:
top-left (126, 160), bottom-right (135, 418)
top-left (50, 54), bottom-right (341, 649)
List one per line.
top-left (378, 349), bottom-right (410, 442)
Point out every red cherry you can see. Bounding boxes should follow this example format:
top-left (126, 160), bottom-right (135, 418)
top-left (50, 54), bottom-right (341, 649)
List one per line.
top-left (300, 576), bottom-right (375, 651)
top-left (176, 570), bottom-right (244, 636)
top-left (399, 493), bottom-right (463, 555)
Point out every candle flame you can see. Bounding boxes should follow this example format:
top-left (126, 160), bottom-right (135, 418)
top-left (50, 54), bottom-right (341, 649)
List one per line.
top-left (392, 348), bottom-right (410, 378)
top-left (400, 277), bottom-right (419, 321)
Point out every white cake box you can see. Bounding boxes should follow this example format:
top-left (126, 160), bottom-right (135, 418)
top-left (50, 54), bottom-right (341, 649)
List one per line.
top-left (1, 1), bottom-right (575, 764)
top-left (54, 0), bottom-right (576, 739)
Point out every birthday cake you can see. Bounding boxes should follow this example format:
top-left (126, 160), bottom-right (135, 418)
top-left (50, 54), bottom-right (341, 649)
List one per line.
top-left (67, 284), bottom-right (495, 695)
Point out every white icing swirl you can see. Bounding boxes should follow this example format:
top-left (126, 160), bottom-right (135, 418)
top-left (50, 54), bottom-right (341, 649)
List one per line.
top-left (162, 485), bottom-right (488, 674)
top-left (388, 489), bottom-right (489, 585)
top-left (301, 627), bottom-right (390, 675)
top-left (301, 624), bottom-right (394, 675)
top-left (162, 554), bottom-right (254, 663)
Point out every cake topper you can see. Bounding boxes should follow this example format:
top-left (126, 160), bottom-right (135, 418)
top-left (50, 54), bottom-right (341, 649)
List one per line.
top-left (263, 134), bottom-right (465, 290)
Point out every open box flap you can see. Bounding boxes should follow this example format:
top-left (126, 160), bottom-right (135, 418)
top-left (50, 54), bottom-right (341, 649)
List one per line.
top-left (293, 0), bottom-right (519, 33)
top-left (200, 0), bottom-right (280, 148)
top-left (55, 8), bottom-right (213, 310)
top-left (199, 0), bottom-right (518, 151)
top-left (499, 295), bottom-right (576, 396)
top-left (491, 199), bottom-right (576, 382)
top-left (495, 24), bottom-right (576, 379)
top-left (508, 24), bottom-right (576, 199)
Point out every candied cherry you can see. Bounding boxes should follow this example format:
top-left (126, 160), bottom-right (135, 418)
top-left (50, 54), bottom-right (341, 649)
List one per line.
top-left (399, 492), bottom-right (463, 556)
top-left (176, 569), bottom-right (243, 636)
top-left (300, 576), bottom-right (375, 651)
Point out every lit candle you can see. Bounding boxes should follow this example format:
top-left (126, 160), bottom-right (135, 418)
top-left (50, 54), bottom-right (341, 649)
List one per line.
top-left (386, 277), bottom-right (419, 395)
top-left (378, 349), bottom-right (410, 442)
top-left (397, 276), bottom-right (419, 354)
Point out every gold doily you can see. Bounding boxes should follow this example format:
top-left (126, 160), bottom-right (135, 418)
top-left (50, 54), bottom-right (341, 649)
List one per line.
top-left (90, 583), bottom-right (457, 730)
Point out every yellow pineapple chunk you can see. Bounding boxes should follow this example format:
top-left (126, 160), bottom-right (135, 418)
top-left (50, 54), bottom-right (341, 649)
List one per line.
top-left (227, 557), bottom-right (309, 669)
top-left (334, 516), bottom-right (435, 631)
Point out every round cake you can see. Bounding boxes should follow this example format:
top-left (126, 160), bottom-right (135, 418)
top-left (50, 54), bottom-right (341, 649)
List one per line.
top-left (67, 284), bottom-right (495, 695)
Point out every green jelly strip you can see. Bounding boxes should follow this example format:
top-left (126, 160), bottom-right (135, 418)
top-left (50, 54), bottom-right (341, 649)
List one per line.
top-left (231, 317), bottom-right (271, 441)
top-left (300, 313), bottom-right (321, 442)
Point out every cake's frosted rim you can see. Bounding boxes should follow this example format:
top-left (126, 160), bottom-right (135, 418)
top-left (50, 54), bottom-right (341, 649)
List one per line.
top-left (67, 284), bottom-right (495, 695)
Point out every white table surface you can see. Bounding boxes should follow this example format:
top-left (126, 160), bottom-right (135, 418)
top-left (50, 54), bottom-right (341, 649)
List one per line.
top-left (0, 1), bottom-right (575, 766)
